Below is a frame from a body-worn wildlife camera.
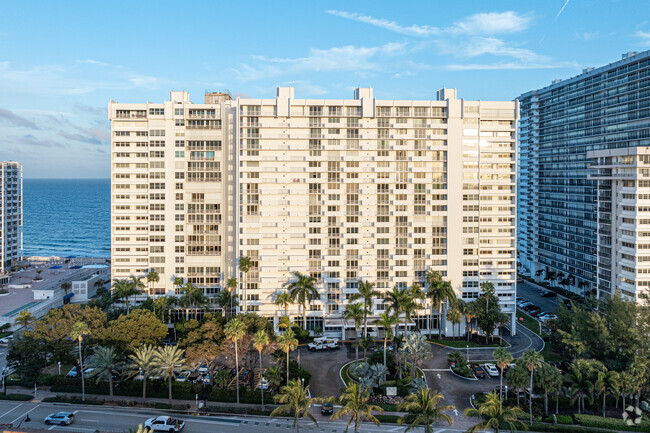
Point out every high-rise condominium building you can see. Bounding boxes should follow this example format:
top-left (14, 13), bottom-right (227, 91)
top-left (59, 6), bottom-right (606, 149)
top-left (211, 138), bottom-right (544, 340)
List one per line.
top-left (109, 87), bottom-right (518, 336)
top-left (0, 161), bottom-right (23, 275)
top-left (518, 50), bottom-right (650, 300)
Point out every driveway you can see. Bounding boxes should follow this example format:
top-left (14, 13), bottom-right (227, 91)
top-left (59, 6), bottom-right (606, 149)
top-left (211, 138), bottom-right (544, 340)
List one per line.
top-left (517, 280), bottom-right (563, 314)
top-left (298, 344), bottom-right (354, 398)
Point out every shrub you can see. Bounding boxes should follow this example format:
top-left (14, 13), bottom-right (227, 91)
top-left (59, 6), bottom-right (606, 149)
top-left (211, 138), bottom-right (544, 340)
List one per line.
top-left (530, 423), bottom-right (610, 433)
top-left (0, 393), bottom-right (33, 401)
top-left (544, 415), bottom-right (573, 425)
top-left (574, 414), bottom-right (649, 432)
top-left (42, 395), bottom-right (104, 405)
top-left (288, 360), bottom-right (311, 386)
top-left (291, 326), bottom-right (310, 344)
top-left (375, 415), bottom-right (400, 424)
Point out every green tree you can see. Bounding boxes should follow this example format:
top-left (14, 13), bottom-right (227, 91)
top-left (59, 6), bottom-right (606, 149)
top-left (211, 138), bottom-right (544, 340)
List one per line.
top-left (277, 314), bottom-right (293, 331)
top-left (464, 392), bottom-right (527, 433)
top-left (344, 303), bottom-right (364, 363)
top-left (128, 344), bottom-right (157, 402)
top-left (239, 256), bottom-right (252, 312)
top-left (216, 289), bottom-right (238, 317)
top-left (401, 333), bottom-right (433, 377)
top-left (278, 328), bottom-right (298, 386)
top-left (6, 335), bottom-right (47, 383)
top-left (14, 310), bottom-right (36, 330)
top-left (384, 286), bottom-right (408, 335)
top-left (70, 321), bottom-right (90, 401)
top-left (286, 271), bottom-right (318, 329)
top-left (61, 282), bottom-right (72, 297)
top-left (594, 369), bottom-right (620, 418)
top-left (275, 292), bottom-right (293, 316)
top-left (534, 363), bottom-right (563, 417)
top-left (506, 364), bottom-right (528, 406)
top-left (184, 322), bottom-right (223, 386)
top-left (446, 307), bottom-right (462, 339)
top-left (105, 309), bottom-right (168, 352)
top-left (88, 346), bottom-right (121, 397)
top-left (475, 282), bottom-right (502, 343)
top-left (397, 388), bottom-right (454, 433)
top-left (522, 349), bottom-right (544, 424)
top-left (376, 312), bottom-right (398, 375)
top-left (154, 346), bottom-right (188, 408)
top-left (265, 365), bottom-right (283, 394)
top-left (628, 357), bottom-right (648, 412)
top-left (493, 348), bottom-right (513, 401)
top-left (145, 269), bottom-right (159, 296)
top-left (426, 270), bottom-right (455, 339)
top-left (224, 317), bottom-right (247, 403)
top-left (462, 301), bottom-right (478, 341)
top-left (270, 379), bottom-right (320, 433)
top-left (330, 382), bottom-right (383, 433)
top-left (349, 280), bottom-right (380, 339)
top-left (565, 359), bottom-right (597, 414)
top-left (253, 330), bottom-right (270, 410)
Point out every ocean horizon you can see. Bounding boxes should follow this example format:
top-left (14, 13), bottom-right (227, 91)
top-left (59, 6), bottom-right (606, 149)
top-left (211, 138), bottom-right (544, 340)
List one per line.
top-left (23, 178), bottom-right (110, 258)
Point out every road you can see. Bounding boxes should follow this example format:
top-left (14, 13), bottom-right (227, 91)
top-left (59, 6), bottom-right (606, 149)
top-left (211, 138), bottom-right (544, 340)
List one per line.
top-left (0, 400), bottom-right (472, 433)
top-left (517, 281), bottom-right (562, 315)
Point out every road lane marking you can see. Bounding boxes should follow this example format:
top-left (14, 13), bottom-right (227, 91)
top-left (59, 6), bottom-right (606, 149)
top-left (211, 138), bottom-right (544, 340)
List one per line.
top-left (10, 403), bottom-right (40, 425)
top-left (0, 403), bottom-right (23, 418)
top-left (49, 426), bottom-right (98, 432)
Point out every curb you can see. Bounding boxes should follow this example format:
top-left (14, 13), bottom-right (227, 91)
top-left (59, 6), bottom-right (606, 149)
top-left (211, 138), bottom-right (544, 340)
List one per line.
top-left (449, 368), bottom-right (478, 381)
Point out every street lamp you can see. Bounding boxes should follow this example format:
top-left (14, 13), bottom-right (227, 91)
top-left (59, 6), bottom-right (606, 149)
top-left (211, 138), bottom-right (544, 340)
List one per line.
top-left (466, 345), bottom-right (470, 363)
top-left (301, 377), bottom-right (305, 391)
top-left (58, 361), bottom-right (61, 376)
top-left (505, 385), bottom-right (508, 400)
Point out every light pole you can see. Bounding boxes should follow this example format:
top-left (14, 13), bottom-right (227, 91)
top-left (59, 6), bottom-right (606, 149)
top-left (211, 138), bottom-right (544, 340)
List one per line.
top-left (505, 385), bottom-right (508, 400)
top-left (466, 345), bottom-right (470, 363)
top-left (77, 334), bottom-right (85, 401)
top-left (301, 377), bottom-right (305, 391)
top-left (58, 361), bottom-right (61, 376)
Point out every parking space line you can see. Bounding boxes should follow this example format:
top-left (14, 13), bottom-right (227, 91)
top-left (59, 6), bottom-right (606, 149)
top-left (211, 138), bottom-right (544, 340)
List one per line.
top-left (0, 403), bottom-right (23, 418)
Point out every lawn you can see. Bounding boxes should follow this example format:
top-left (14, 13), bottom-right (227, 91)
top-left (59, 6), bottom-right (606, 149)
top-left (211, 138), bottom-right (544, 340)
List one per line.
top-left (0, 332), bottom-right (12, 339)
top-left (517, 310), bottom-right (542, 336)
top-left (430, 338), bottom-right (507, 348)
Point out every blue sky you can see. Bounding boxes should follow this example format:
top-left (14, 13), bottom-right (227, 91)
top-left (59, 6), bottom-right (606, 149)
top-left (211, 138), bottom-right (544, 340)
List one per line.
top-left (1, 0), bottom-right (649, 178)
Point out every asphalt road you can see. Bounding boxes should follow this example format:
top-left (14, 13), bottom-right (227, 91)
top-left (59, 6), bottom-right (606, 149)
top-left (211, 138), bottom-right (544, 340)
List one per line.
top-left (0, 401), bottom-right (471, 433)
top-left (516, 281), bottom-right (562, 316)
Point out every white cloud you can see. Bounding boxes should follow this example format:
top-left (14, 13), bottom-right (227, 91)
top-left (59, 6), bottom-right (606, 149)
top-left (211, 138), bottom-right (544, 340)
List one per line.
top-left (635, 30), bottom-right (650, 46)
top-left (326, 10), bottom-right (440, 36)
top-left (451, 11), bottom-right (531, 35)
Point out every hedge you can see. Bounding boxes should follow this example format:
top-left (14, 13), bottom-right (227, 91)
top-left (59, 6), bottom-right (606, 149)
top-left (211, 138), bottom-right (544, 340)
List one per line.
top-left (201, 406), bottom-right (273, 416)
top-left (544, 415), bottom-right (573, 425)
top-left (42, 395), bottom-right (104, 405)
top-left (375, 415), bottom-right (400, 424)
top-left (0, 393), bottom-right (33, 401)
top-left (574, 414), bottom-right (650, 432)
top-left (530, 423), bottom-right (616, 433)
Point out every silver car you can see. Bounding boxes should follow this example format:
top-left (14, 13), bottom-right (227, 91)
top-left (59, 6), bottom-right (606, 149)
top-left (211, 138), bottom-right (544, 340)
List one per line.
top-left (45, 412), bottom-right (75, 426)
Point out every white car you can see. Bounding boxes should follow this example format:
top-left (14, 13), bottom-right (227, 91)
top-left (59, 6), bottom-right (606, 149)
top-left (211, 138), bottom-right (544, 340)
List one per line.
top-left (258, 378), bottom-right (269, 390)
top-left (144, 416), bottom-right (185, 433)
top-left (484, 363), bottom-right (500, 377)
top-left (175, 371), bottom-right (192, 382)
top-left (540, 314), bottom-right (558, 322)
top-left (44, 412), bottom-right (75, 426)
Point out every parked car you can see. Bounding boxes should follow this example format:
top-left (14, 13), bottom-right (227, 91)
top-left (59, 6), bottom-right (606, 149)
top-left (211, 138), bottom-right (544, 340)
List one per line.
top-left (45, 412), bottom-right (75, 426)
top-left (484, 364), bottom-right (499, 377)
top-left (517, 301), bottom-right (531, 308)
top-left (541, 290), bottom-right (557, 297)
top-left (175, 371), bottom-right (192, 382)
top-left (321, 403), bottom-right (334, 415)
top-left (530, 310), bottom-right (545, 317)
top-left (258, 378), bottom-right (269, 390)
top-left (497, 363), bottom-right (515, 373)
top-left (198, 364), bottom-right (208, 374)
top-left (308, 338), bottom-right (339, 351)
top-left (144, 416), bottom-right (185, 433)
top-left (539, 314), bottom-right (558, 322)
top-left (66, 367), bottom-right (95, 377)
top-left (523, 304), bottom-right (539, 312)
top-left (471, 364), bottom-right (486, 378)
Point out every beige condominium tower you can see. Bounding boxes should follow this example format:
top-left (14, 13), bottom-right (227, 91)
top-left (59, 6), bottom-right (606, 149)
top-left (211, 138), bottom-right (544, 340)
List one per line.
top-left (109, 87), bottom-right (519, 337)
top-left (0, 161), bottom-right (22, 279)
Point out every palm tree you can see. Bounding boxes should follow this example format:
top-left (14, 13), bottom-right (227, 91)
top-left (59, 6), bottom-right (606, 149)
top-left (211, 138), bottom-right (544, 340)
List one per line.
top-left (253, 329), bottom-right (270, 410)
top-left (224, 317), bottom-right (246, 404)
top-left (128, 275), bottom-right (146, 311)
top-left (278, 328), bottom-right (298, 386)
top-left (173, 276), bottom-right (184, 294)
top-left (153, 296), bottom-right (172, 323)
top-left (426, 270), bottom-right (455, 339)
top-left (88, 346), bottom-right (121, 397)
top-left (401, 296), bottom-right (418, 340)
top-left (384, 286), bottom-right (408, 335)
top-left (128, 344), bottom-right (157, 403)
top-left (153, 346), bottom-right (188, 408)
top-left (14, 310), bottom-right (35, 330)
top-left (265, 365), bottom-right (283, 394)
top-left (61, 282), bottom-right (71, 297)
top-left (286, 271), bottom-right (318, 329)
top-left (565, 359), bottom-right (595, 414)
top-left (344, 303), bottom-right (364, 363)
top-left (181, 281), bottom-right (205, 308)
top-left (146, 269), bottom-right (159, 296)
top-left (239, 256), bottom-right (252, 312)
top-left (217, 289), bottom-right (238, 317)
top-left (462, 301), bottom-right (477, 341)
top-left (226, 277), bottom-right (238, 315)
top-left (397, 388), bottom-right (454, 433)
top-left (277, 314), bottom-right (293, 331)
top-left (275, 291), bottom-right (293, 316)
top-left (595, 369), bottom-right (620, 418)
top-left (464, 392), bottom-right (526, 433)
top-left (270, 379), bottom-right (320, 433)
top-left (376, 312), bottom-right (398, 375)
top-left (111, 278), bottom-right (131, 313)
top-left (446, 307), bottom-right (462, 339)
top-left (330, 382), bottom-right (383, 433)
top-left (535, 363), bottom-right (563, 416)
top-left (70, 321), bottom-right (90, 401)
top-left (522, 349), bottom-right (544, 424)
top-left (506, 364), bottom-right (528, 407)
top-left (350, 280), bottom-right (380, 339)
top-left (493, 348), bottom-right (514, 401)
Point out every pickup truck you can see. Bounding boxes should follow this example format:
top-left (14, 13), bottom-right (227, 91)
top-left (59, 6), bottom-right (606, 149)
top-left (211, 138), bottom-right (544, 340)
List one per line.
top-left (307, 340), bottom-right (339, 351)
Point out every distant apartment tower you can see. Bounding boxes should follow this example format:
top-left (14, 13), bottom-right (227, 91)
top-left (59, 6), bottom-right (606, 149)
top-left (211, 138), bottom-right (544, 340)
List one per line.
top-left (0, 161), bottom-right (23, 275)
top-left (518, 50), bottom-right (650, 300)
top-left (109, 87), bottom-right (519, 336)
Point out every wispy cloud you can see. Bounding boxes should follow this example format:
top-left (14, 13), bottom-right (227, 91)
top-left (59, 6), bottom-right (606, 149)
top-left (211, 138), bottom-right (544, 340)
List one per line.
top-left (326, 10), bottom-right (440, 36)
top-left (635, 30), bottom-right (650, 46)
top-left (235, 42), bottom-right (405, 81)
top-left (0, 108), bottom-right (40, 129)
top-left (12, 134), bottom-right (66, 148)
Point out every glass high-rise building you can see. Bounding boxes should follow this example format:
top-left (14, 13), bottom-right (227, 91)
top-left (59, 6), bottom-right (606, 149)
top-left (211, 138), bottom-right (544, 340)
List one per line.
top-left (518, 50), bottom-right (650, 299)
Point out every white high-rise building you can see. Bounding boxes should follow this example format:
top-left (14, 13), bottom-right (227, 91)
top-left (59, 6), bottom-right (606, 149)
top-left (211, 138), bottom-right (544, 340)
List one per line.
top-left (0, 161), bottom-right (23, 276)
top-left (109, 87), bottom-right (518, 336)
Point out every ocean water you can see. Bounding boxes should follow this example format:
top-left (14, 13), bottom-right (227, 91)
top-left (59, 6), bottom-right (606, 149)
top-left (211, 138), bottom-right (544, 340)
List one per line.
top-left (23, 179), bottom-right (110, 258)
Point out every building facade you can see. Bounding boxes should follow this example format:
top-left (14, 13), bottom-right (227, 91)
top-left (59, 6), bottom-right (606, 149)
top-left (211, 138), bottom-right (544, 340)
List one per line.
top-left (518, 50), bottom-right (650, 297)
top-left (0, 161), bottom-right (22, 275)
top-left (109, 87), bottom-right (518, 336)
